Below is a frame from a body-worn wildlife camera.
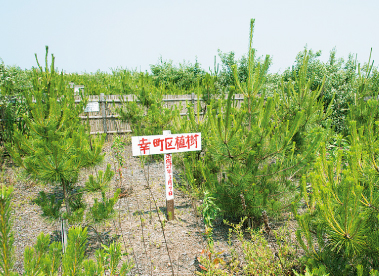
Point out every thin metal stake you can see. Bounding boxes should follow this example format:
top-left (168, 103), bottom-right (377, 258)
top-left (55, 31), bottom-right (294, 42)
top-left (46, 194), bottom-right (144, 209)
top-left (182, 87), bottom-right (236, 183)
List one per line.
top-left (61, 218), bottom-right (68, 253)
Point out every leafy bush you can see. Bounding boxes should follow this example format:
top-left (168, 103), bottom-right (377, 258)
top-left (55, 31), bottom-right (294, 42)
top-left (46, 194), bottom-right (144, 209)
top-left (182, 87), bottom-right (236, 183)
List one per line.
top-left (150, 57), bottom-right (205, 90)
top-left (281, 47), bottom-right (379, 134)
top-left (0, 61), bottom-right (31, 97)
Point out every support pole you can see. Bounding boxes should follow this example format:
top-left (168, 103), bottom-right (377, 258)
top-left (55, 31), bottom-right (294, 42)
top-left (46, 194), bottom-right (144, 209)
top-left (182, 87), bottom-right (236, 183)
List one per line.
top-left (61, 219), bottom-right (68, 253)
top-left (61, 202), bottom-right (68, 253)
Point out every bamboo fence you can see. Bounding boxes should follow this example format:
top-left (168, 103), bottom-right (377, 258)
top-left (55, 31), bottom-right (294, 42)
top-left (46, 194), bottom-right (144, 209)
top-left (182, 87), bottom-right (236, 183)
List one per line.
top-left (76, 93), bottom-right (245, 135)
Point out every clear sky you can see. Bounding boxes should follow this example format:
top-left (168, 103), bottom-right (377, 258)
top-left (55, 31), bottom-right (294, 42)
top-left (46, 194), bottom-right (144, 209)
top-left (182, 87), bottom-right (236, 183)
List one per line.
top-left (1, 0), bottom-right (378, 74)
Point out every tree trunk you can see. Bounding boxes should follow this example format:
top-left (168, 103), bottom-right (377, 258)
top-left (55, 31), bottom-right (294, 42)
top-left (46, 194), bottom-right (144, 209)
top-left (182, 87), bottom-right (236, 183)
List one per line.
top-left (62, 179), bottom-right (71, 215)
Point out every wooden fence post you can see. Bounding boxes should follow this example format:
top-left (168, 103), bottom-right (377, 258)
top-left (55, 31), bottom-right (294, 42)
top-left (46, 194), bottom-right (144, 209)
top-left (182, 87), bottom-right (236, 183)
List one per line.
top-left (100, 93), bottom-right (108, 140)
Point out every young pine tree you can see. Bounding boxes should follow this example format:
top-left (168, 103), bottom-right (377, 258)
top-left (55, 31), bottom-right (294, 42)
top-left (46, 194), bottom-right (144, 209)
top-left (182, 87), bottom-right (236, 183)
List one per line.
top-left (0, 185), bottom-right (18, 276)
top-left (294, 55), bottom-right (379, 275)
top-left (6, 47), bottom-right (104, 220)
top-left (183, 19), bottom-right (329, 221)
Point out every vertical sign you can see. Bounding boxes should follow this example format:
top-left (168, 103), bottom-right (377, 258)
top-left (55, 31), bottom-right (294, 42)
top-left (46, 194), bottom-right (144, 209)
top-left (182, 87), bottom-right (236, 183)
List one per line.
top-left (132, 131), bottom-right (201, 220)
top-left (164, 153), bottom-right (174, 200)
top-left (163, 130), bottom-right (174, 220)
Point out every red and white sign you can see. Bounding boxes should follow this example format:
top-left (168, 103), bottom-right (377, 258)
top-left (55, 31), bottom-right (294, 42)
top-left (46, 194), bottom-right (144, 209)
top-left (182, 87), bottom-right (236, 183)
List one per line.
top-left (164, 153), bottom-right (174, 200)
top-left (132, 131), bottom-right (201, 204)
top-left (132, 133), bottom-right (201, 156)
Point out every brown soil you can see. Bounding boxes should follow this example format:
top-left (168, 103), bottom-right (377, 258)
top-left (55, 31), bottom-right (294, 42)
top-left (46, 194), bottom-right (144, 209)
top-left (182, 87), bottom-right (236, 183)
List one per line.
top-left (3, 136), bottom-right (300, 275)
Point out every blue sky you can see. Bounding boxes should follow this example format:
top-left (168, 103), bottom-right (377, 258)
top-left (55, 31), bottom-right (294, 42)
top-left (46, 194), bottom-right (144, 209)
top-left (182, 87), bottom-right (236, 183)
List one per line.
top-left (1, 0), bottom-right (378, 74)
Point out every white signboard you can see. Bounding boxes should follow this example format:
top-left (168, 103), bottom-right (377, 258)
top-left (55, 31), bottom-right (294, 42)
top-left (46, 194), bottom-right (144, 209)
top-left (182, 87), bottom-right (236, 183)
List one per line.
top-left (132, 131), bottom-right (201, 215)
top-left (132, 133), bottom-right (201, 156)
top-left (84, 101), bottom-right (100, 112)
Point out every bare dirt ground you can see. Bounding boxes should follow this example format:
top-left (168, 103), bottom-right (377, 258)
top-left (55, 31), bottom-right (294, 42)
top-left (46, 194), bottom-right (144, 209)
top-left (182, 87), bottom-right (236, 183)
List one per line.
top-left (4, 136), bottom-right (300, 275)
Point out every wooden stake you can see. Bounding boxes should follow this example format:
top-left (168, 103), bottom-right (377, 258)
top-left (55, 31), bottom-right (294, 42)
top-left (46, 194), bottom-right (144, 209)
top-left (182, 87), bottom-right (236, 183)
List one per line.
top-left (100, 93), bottom-right (108, 140)
top-left (166, 198), bottom-right (174, 221)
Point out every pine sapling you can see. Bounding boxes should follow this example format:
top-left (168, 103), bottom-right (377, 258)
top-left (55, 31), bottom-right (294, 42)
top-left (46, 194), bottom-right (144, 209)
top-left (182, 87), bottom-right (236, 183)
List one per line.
top-left (0, 185), bottom-right (17, 276)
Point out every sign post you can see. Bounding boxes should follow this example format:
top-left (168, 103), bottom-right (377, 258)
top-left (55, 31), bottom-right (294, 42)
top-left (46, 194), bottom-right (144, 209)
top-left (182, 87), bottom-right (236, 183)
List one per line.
top-left (132, 131), bottom-right (201, 220)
